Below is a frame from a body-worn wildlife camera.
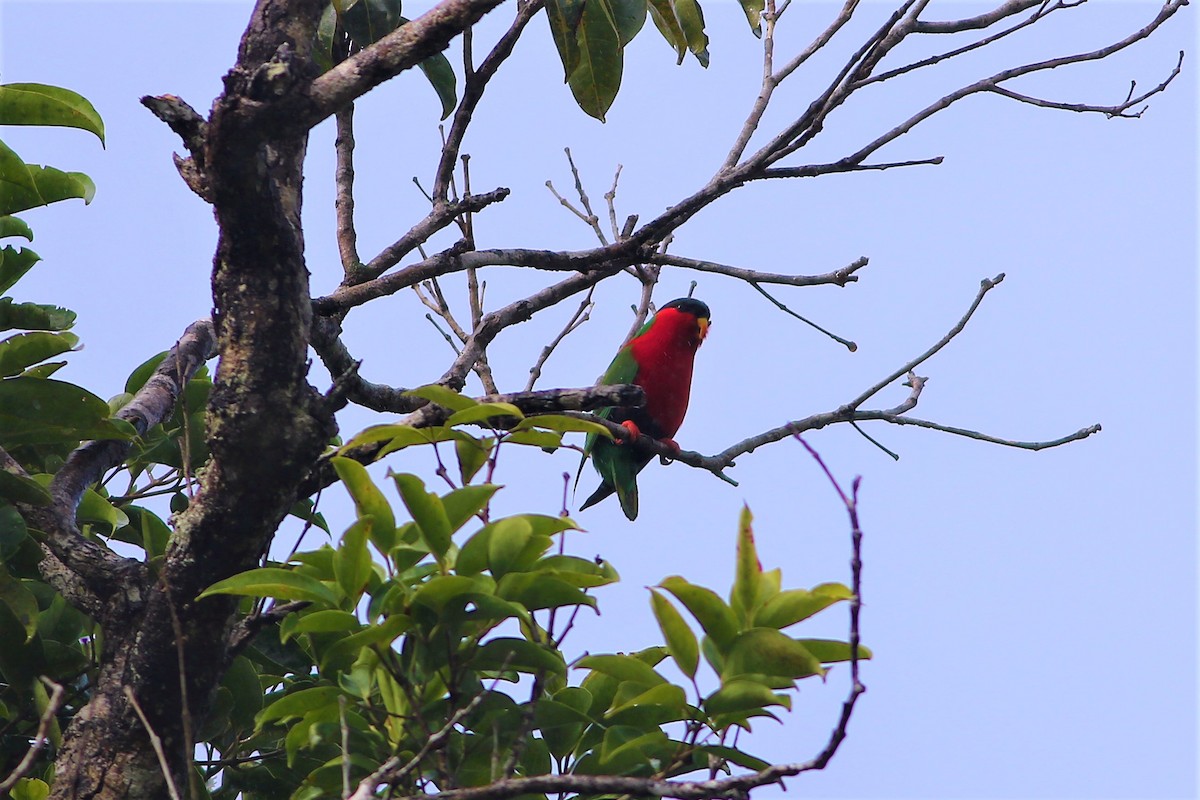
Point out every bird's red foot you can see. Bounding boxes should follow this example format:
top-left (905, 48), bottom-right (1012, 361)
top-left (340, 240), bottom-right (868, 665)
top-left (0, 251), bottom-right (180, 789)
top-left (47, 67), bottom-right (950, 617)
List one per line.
top-left (659, 438), bottom-right (681, 455)
top-left (615, 420), bottom-right (641, 445)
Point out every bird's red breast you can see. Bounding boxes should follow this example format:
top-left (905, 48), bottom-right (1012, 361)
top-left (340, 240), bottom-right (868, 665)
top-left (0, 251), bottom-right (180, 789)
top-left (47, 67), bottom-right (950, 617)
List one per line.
top-left (628, 306), bottom-right (709, 438)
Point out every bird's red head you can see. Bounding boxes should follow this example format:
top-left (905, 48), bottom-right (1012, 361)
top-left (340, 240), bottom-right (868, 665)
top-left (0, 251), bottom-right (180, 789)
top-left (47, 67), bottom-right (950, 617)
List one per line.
top-left (655, 297), bottom-right (711, 349)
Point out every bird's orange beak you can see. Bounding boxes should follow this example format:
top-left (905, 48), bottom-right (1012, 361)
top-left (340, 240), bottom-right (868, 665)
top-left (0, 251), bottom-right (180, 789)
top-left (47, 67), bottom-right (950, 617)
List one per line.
top-left (697, 317), bottom-right (709, 341)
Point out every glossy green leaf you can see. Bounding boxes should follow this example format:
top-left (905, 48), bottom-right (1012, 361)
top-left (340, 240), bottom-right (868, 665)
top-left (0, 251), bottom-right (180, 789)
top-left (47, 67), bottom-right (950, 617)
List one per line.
top-left (568, 0), bottom-right (623, 121)
top-left (281, 609), bottom-right (361, 642)
top-left (0, 216), bottom-right (32, 241)
top-left (487, 515), bottom-right (534, 577)
top-left (0, 83), bottom-right (105, 142)
top-left (0, 244), bottom-right (40, 294)
top-left (77, 487), bottom-right (127, 533)
top-left (0, 468), bottom-right (50, 505)
top-left (222, 655), bottom-right (264, 732)
top-left (331, 457), bottom-right (395, 553)
top-left (10, 778), bottom-right (49, 800)
top-left (673, 0), bottom-right (710, 67)
top-left (535, 555), bottom-right (618, 588)
top-left (314, 2), bottom-right (339, 72)
top-left (545, 0), bottom-right (586, 79)
top-left (341, 0), bottom-right (403, 47)
top-left (404, 384), bottom-right (477, 412)
top-left (502, 429), bottom-right (562, 449)
top-left (658, 575), bottom-right (738, 651)
top-left (257, 685), bottom-right (345, 728)
top-left (0, 140), bottom-right (96, 216)
top-left (0, 331), bottom-right (77, 376)
top-left (724, 628), bottom-right (824, 680)
top-left (514, 413), bottom-right (612, 437)
top-left (738, 0), bottom-right (764, 36)
top-left (609, 0), bottom-right (648, 45)
top-left (289, 497), bottom-right (331, 534)
top-left (704, 678), bottom-right (789, 717)
top-left (19, 360), bottom-right (64, 379)
top-left (454, 436), bottom-right (493, 484)
top-left (319, 614), bottom-right (409, 673)
top-left (342, 423), bottom-right (472, 455)
top-left (0, 377), bottom-right (130, 447)
top-left (576, 654), bottom-right (666, 687)
top-left (417, 49), bottom-right (458, 120)
top-left (0, 564), bottom-right (38, 641)
top-left (497, 572), bottom-right (593, 611)
top-left (199, 567), bottom-right (338, 607)
top-left (472, 637), bottom-right (566, 674)
top-left (649, 589), bottom-right (698, 680)
top-left (413, 574), bottom-right (493, 612)
top-left (755, 583), bottom-right (853, 629)
top-left (647, 0), bottom-right (687, 63)
top-left (0, 299), bottom-right (76, 332)
top-left (391, 472), bottom-right (452, 559)
top-left (333, 517), bottom-right (373, 601)
top-left (442, 483), bottom-right (498, 532)
top-left (795, 638), bottom-right (872, 663)
top-left (445, 402), bottom-right (523, 427)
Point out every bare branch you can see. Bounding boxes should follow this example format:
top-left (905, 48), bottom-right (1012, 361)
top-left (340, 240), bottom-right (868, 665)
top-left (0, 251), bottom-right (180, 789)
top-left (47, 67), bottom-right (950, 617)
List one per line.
top-left (525, 292), bottom-right (595, 391)
top-left (649, 253), bottom-right (867, 288)
top-left (335, 104), bottom-right (361, 273)
top-left (432, 0), bottom-right (544, 203)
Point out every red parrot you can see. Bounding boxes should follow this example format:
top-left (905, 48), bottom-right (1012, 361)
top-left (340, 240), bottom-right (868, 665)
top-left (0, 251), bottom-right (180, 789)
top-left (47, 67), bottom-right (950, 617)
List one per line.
top-left (578, 298), bottom-right (711, 520)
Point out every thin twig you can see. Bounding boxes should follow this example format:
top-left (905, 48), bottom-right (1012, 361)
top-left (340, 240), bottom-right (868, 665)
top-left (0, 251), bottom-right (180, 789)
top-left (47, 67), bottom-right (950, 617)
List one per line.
top-left (125, 687), bottom-right (184, 800)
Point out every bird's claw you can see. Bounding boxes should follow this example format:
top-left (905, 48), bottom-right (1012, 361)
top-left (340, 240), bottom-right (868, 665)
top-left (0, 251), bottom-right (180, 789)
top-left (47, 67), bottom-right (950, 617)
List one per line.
top-left (615, 420), bottom-right (641, 445)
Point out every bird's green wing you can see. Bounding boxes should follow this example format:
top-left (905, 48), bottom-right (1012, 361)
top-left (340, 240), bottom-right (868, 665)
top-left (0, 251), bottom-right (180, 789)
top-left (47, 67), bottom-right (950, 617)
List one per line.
top-left (576, 344), bottom-right (641, 491)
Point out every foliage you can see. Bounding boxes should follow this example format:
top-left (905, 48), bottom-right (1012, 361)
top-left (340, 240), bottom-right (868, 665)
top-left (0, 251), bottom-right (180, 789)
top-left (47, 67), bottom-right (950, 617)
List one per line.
top-left (196, 426), bottom-right (862, 798)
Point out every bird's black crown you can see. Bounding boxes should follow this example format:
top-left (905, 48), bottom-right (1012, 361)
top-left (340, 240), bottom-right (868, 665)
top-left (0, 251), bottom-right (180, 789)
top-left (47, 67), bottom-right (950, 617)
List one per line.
top-left (660, 297), bottom-right (710, 320)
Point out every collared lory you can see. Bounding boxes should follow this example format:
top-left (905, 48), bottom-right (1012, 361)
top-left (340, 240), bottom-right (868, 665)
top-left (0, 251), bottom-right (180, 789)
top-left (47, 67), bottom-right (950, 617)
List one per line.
top-left (578, 298), bottom-right (711, 520)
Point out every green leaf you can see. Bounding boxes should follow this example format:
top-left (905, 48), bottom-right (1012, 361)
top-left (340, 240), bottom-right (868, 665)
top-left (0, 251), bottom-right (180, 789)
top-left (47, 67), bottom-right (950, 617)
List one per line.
top-left (446, 402), bottom-right (524, 427)
top-left (723, 628), bottom-right (824, 681)
top-left (341, 422), bottom-right (472, 454)
top-left (609, 0), bottom-right (648, 45)
top-left (730, 504), bottom-right (763, 625)
top-left (319, 614), bottom-right (410, 673)
top-left (658, 576), bottom-right (738, 652)
top-left (472, 637), bottom-right (566, 674)
top-left (514, 414), bottom-right (612, 437)
top-left (673, 0), bottom-right (710, 67)
top-left (314, 3), bottom-right (339, 73)
top-left (568, 0), bottom-right (623, 121)
top-left (704, 678), bottom-right (789, 717)
top-left (454, 436), bottom-right (493, 484)
top-left (341, 0), bottom-right (403, 47)
top-left (576, 654), bottom-right (666, 687)
top-left (0, 140), bottom-right (95, 216)
top-left (0, 83), bottom-right (105, 142)
top-left (404, 384), bottom-right (478, 412)
top-left (0, 377), bottom-right (130, 447)
top-left (257, 686), bottom-right (345, 728)
top-left (488, 515), bottom-right (534, 578)
top-left (0, 564), bottom-right (38, 641)
top-left (502, 429), bottom-right (562, 449)
top-left (737, 0), bottom-right (764, 36)
top-left (223, 655), bottom-right (264, 732)
top-left (333, 517), bottom-right (374, 601)
top-left (0, 331), bottom-right (77, 376)
top-left (698, 743), bottom-right (771, 772)
top-left (795, 638), bottom-right (872, 663)
top-left (199, 567), bottom-right (338, 607)
top-left (0, 244), bottom-right (40, 294)
top-left (391, 473), bottom-right (453, 560)
top-left (0, 299), bottom-right (76, 332)
top-left (332, 456), bottom-right (396, 553)
top-left (649, 589), bottom-right (698, 680)
top-left (281, 609), bottom-right (361, 642)
top-left (534, 555), bottom-right (618, 588)
top-left (647, 0), bottom-right (687, 63)
top-left (755, 583), bottom-right (853, 629)
top-left (10, 778), bottom-right (50, 800)
top-left (77, 487), bottom-right (127, 533)
top-left (0, 215), bottom-right (32, 241)
top-left (497, 572), bottom-right (594, 611)
top-left (417, 50), bottom-right (458, 120)
top-left (289, 497), bottom-right (331, 534)
top-left (0, 468), bottom-right (50, 505)
top-left (442, 483), bottom-right (499, 531)
top-left (413, 574), bottom-right (493, 612)
top-left (545, 0), bottom-right (586, 79)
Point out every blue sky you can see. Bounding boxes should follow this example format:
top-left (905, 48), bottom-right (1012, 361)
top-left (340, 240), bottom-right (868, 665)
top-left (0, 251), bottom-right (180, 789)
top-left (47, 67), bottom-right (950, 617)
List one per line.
top-left (1, 2), bottom-right (1196, 797)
